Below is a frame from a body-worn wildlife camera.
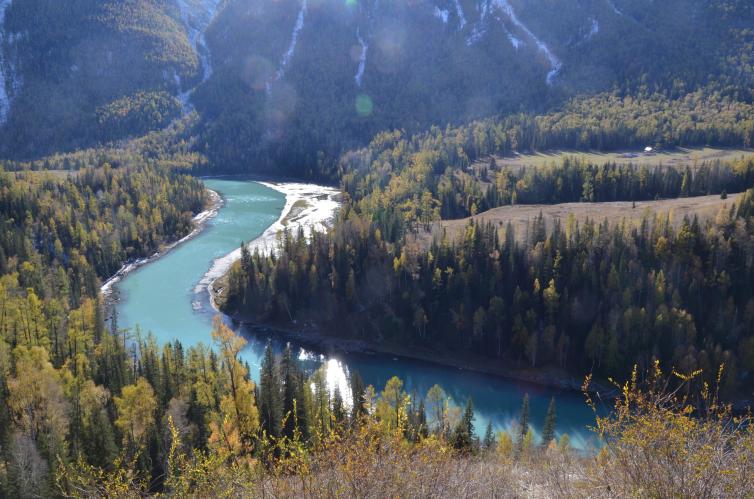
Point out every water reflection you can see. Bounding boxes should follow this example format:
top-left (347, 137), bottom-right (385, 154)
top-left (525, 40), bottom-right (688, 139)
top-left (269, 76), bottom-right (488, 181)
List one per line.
top-left (235, 321), bottom-right (600, 450)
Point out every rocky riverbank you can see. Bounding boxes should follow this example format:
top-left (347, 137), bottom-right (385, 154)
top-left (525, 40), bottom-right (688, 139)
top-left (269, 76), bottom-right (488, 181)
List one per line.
top-left (206, 182), bottom-right (340, 308)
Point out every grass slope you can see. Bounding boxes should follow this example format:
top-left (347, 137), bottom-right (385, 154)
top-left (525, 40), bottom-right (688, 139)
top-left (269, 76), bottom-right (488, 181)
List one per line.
top-left (425, 192), bottom-right (742, 244)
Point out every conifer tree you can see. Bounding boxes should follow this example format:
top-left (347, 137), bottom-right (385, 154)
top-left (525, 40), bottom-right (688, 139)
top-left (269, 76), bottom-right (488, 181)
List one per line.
top-left (541, 397), bottom-right (557, 448)
top-left (406, 395), bottom-right (428, 442)
top-left (311, 368), bottom-right (331, 437)
top-left (517, 394), bottom-right (530, 449)
top-left (332, 387), bottom-right (346, 424)
top-left (452, 398), bottom-right (475, 451)
top-left (483, 421), bottom-right (495, 450)
top-left (416, 398), bottom-right (428, 439)
top-left (259, 341), bottom-right (282, 438)
top-left (350, 371), bottom-right (367, 423)
top-left (280, 344), bottom-right (308, 440)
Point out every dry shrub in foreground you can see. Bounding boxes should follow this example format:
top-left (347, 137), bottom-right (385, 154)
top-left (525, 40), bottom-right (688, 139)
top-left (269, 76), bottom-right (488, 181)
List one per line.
top-left (57, 363), bottom-right (753, 498)
top-left (259, 422), bottom-right (518, 498)
top-left (163, 420), bottom-right (540, 498)
top-left (581, 362), bottom-right (754, 498)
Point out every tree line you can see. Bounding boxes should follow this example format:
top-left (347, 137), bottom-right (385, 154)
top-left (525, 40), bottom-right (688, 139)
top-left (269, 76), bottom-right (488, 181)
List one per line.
top-left (341, 109), bottom-right (754, 241)
top-left (0, 159), bottom-right (558, 495)
top-left (221, 188), bottom-right (754, 399)
top-left (0, 164), bottom-right (206, 302)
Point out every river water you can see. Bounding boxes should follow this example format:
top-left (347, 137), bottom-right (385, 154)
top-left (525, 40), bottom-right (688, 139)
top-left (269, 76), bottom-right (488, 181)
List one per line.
top-left (115, 179), bottom-right (600, 449)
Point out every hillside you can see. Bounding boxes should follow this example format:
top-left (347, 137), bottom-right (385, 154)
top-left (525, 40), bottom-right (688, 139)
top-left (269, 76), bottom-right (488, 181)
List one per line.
top-left (1, 1), bottom-right (754, 496)
top-left (0, 0), bottom-right (201, 157)
top-left (194, 0), bottom-right (754, 175)
top-left (1, 0), bottom-right (752, 173)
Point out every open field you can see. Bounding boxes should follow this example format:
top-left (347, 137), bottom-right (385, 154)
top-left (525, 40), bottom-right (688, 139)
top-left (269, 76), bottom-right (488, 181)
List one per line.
top-left (423, 193), bottom-right (742, 244)
top-left (472, 147), bottom-right (754, 174)
top-left (8, 169), bottom-right (78, 181)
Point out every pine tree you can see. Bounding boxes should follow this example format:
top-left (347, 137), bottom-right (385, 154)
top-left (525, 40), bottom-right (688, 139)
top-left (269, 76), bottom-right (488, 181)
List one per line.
top-left (452, 398), bottom-right (475, 451)
top-left (517, 393), bottom-right (530, 449)
top-left (416, 398), bottom-right (428, 439)
top-left (280, 344), bottom-right (305, 440)
top-left (240, 242), bottom-right (252, 276)
top-left (541, 397), bottom-right (557, 448)
top-left (350, 371), bottom-right (367, 423)
top-left (311, 368), bottom-right (331, 437)
top-left (332, 387), bottom-right (346, 424)
top-left (406, 395), bottom-right (428, 442)
top-left (483, 421), bottom-right (495, 450)
top-left (259, 341), bottom-right (282, 438)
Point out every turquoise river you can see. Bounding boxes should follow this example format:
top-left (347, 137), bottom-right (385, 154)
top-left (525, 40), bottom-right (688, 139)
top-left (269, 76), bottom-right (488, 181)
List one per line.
top-left (115, 179), bottom-right (600, 449)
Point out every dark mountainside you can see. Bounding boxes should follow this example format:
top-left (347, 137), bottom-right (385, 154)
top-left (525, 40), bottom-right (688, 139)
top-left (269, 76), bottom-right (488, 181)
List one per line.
top-left (1, 0), bottom-right (752, 170)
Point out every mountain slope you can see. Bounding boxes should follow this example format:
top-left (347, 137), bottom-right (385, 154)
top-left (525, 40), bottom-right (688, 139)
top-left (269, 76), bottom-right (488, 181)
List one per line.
top-left (0, 0), bottom-right (204, 157)
top-left (0, 0), bottom-right (752, 170)
top-left (194, 0), bottom-right (754, 175)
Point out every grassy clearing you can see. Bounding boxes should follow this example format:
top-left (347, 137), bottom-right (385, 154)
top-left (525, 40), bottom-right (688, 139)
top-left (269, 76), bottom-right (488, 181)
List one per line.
top-left (478, 147), bottom-right (754, 173)
top-left (8, 169), bottom-right (78, 182)
top-left (425, 193), bottom-right (741, 244)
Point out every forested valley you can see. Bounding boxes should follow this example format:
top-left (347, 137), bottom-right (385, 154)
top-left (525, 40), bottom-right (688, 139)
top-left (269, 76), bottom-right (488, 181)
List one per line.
top-left (1, 0), bottom-right (754, 496)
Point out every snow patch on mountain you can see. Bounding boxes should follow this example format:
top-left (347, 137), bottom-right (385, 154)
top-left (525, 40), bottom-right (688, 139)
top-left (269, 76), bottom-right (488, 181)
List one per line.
top-left (507, 32), bottom-right (523, 49)
top-left (275, 0), bottom-right (308, 82)
top-left (587, 18), bottom-right (599, 39)
top-left (466, 28), bottom-right (483, 45)
top-left (466, 24), bottom-right (485, 45)
top-left (478, 0), bottom-right (490, 21)
top-left (0, 0), bottom-right (19, 125)
top-left (465, 2), bottom-right (522, 50)
top-left (434, 6), bottom-right (450, 24)
top-left (606, 0), bottom-right (623, 16)
top-left (355, 28), bottom-right (368, 88)
top-left (490, 0), bottom-right (562, 85)
top-left (453, 0), bottom-right (467, 29)
top-left (175, 0), bottom-right (222, 107)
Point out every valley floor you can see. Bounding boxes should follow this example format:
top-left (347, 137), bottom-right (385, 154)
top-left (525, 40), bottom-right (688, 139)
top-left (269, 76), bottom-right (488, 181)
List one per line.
top-left (424, 192), bottom-right (741, 244)
top-left (484, 147), bottom-right (754, 173)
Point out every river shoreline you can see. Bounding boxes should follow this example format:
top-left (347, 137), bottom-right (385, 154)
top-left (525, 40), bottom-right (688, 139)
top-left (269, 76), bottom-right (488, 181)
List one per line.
top-left (106, 177), bottom-right (607, 399)
top-left (225, 312), bottom-right (612, 396)
top-left (201, 182), bottom-right (341, 309)
top-left (100, 188), bottom-right (224, 299)
top-left (205, 184), bottom-right (612, 396)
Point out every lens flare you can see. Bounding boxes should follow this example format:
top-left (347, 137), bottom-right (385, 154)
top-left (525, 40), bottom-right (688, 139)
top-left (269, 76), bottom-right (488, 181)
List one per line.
top-left (355, 94), bottom-right (373, 116)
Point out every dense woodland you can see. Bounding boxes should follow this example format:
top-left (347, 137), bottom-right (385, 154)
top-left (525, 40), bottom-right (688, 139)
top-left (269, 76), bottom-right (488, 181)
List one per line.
top-left (0, 165), bottom-right (576, 495)
top-left (346, 151), bottom-right (754, 238)
top-left (3, 304), bottom-right (751, 496)
top-left (220, 91), bottom-right (754, 400)
top-left (0, 0), bottom-right (753, 495)
top-left (0, 163), bottom-right (749, 494)
top-left (222, 188), bottom-right (754, 397)
top-left (0, 165), bottom-right (205, 285)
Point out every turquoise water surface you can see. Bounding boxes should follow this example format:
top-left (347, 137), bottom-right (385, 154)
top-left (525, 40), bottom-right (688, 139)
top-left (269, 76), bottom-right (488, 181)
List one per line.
top-left (116, 179), bottom-right (600, 449)
top-left (116, 179), bottom-right (285, 345)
